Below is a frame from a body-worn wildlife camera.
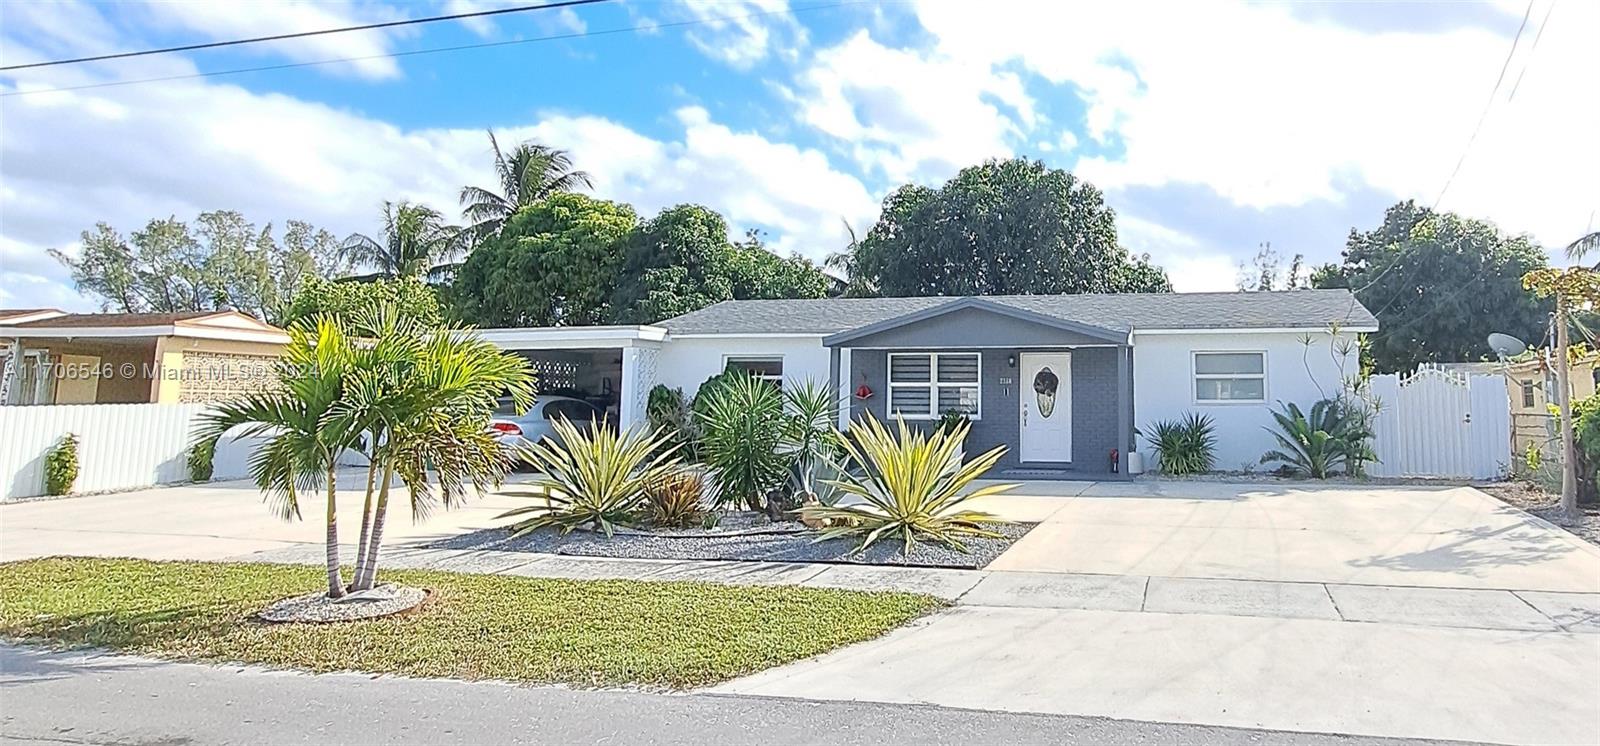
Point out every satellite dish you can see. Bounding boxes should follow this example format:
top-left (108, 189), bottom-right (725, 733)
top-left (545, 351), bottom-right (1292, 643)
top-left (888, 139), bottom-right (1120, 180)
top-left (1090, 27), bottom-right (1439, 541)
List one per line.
top-left (1488, 332), bottom-right (1528, 360)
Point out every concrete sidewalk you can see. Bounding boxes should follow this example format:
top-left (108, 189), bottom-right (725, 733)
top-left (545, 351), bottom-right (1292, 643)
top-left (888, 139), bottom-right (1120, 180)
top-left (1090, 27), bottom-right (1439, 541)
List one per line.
top-left (236, 543), bottom-right (1600, 634)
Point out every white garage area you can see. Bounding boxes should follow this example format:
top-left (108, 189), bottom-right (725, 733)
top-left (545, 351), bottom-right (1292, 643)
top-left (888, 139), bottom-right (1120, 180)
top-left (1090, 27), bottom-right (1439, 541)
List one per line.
top-left (476, 326), bottom-right (668, 430)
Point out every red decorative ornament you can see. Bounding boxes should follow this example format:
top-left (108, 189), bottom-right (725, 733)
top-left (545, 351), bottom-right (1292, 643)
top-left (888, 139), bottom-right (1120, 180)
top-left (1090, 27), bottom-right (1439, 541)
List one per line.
top-left (854, 384), bottom-right (874, 400)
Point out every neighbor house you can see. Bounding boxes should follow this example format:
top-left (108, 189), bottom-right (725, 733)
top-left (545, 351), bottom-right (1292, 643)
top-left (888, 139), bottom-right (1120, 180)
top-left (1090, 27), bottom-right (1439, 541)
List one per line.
top-left (0, 309), bottom-right (288, 406)
top-left (477, 289), bottom-right (1378, 477)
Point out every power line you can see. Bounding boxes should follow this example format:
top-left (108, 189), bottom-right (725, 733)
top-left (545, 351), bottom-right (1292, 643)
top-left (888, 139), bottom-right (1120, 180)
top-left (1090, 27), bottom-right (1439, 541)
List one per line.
top-left (1, 2), bottom-right (864, 99)
top-left (1508, 0), bottom-right (1557, 101)
top-left (1432, 0), bottom-right (1535, 209)
top-left (0, 0), bottom-right (612, 72)
top-left (1340, 0), bottom-right (1542, 326)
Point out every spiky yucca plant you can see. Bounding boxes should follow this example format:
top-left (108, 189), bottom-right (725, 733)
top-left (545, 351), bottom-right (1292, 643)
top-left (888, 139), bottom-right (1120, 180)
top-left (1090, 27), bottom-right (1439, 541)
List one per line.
top-left (1146, 412), bottom-right (1217, 475)
top-left (800, 415), bottom-right (1017, 554)
top-left (498, 417), bottom-right (680, 536)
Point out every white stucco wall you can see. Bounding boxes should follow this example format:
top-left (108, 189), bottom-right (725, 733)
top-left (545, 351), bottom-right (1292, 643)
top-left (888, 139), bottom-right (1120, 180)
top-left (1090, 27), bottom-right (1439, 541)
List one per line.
top-left (1132, 330), bottom-right (1360, 471)
top-left (654, 335), bottom-right (832, 396)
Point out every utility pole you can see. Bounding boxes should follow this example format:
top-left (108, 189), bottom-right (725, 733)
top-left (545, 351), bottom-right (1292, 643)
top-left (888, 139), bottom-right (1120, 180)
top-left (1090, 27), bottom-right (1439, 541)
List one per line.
top-left (1555, 297), bottom-right (1579, 522)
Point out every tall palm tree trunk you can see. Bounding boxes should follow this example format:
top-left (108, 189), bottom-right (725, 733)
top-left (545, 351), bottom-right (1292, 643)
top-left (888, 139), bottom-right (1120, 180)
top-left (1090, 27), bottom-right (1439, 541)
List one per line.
top-left (349, 455), bottom-right (379, 590)
top-left (1557, 302), bottom-right (1581, 524)
top-left (352, 471), bottom-right (393, 591)
top-left (323, 464), bottom-right (345, 598)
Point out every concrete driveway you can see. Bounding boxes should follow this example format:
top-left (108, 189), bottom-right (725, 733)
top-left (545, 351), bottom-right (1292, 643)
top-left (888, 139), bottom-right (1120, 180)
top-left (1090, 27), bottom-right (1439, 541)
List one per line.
top-left (721, 480), bottom-right (1600, 746)
top-left (974, 481), bottom-right (1600, 592)
top-left (0, 469), bottom-right (538, 563)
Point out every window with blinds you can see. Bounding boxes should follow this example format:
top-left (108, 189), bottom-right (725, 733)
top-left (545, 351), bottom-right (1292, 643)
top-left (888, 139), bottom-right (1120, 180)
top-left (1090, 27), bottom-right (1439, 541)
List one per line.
top-left (1193, 351), bottom-right (1266, 402)
top-left (888, 352), bottom-right (981, 418)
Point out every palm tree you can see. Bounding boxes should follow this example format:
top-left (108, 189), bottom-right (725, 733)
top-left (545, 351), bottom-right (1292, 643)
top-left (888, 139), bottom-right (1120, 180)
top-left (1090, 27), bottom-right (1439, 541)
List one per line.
top-left (336, 305), bottom-right (535, 591)
top-left (340, 201), bottom-right (465, 279)
top-left (196, 317), bottom-right (361, 598)
top-left (460, 131), bottom-right (592, 238)
top-left (1567, 231), bottom-right (1600, 264)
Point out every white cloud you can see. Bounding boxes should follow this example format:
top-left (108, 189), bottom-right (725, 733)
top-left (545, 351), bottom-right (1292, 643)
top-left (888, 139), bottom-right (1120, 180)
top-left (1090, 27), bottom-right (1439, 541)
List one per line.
top-left (903, 0), bottom-right (1598, 252)
top-left (135, 0), bottom-right (410, 80)
top-left (676, 0), bottom-right (807, 69)
top-left (0, 76), bottom-right (877, 310)
top-left (793, 30), bottom-right (1023, 183)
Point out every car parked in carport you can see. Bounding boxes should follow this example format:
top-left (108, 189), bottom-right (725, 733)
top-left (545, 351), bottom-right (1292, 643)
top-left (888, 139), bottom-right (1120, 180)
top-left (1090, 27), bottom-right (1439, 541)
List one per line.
top-left (489, 396), bottom-right (604, 455)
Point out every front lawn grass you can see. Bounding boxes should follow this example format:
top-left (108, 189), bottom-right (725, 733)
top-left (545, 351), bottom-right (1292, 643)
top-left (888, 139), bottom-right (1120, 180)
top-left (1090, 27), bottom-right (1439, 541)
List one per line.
top-left (0, 557), bottom-right (940, 688)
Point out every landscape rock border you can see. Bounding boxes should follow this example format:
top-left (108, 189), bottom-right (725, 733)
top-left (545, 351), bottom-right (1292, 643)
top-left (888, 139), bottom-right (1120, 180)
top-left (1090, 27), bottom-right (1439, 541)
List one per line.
top-left (257, 584), bottom-right (431, 624)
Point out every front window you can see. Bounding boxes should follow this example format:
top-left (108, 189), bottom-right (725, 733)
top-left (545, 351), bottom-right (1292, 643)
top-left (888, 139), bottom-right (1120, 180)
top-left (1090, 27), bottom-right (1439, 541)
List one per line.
top-left (1521, 380), bottom-right (1536, 408)
top-left (1194, 352), bottom-right (1265, 402)
top-left (888, 352), bottom-right (981, 418)
top-left (725, 356), bottom-right (783, 386)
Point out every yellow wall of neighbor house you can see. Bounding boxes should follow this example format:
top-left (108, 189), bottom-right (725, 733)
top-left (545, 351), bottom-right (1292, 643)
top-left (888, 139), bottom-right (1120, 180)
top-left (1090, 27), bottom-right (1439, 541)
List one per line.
top-left (1507, 356), bottom-right (1600, 414)
top-left (53, 353), bottom-right (101, 404)
top-left (152, 336), bottom-right (284, 404)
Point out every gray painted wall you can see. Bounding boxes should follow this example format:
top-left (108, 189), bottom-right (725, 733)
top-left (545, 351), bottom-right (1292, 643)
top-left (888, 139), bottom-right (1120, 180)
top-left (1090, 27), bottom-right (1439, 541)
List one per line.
top-left (846, 347), bottom-right (1125, 474)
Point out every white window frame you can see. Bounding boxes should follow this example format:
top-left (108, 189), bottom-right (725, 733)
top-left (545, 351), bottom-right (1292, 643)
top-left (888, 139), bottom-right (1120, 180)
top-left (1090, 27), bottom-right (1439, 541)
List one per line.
top-left (1192, 350), bottom-right (1267, 405)
top-left (887, 352), bottom-right (982, 420)
top-left (722, 355), bottom-right (785, 386)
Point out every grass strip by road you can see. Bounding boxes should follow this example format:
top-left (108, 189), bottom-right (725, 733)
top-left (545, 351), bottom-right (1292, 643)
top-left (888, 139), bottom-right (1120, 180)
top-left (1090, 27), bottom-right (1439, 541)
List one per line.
top-left (0, 557), bottom-right (941, 688)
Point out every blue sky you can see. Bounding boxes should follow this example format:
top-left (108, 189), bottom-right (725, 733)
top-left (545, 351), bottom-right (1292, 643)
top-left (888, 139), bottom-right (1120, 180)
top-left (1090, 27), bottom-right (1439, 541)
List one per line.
top-left (2, 0), bottom-right (1596, 310)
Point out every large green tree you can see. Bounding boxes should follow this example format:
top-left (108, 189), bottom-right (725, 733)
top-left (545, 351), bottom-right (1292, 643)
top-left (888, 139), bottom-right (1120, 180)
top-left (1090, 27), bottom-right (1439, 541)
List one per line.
top-left (609, 205), bottom-right (832, 323)
top-left (50, 211), bottom-right (346, 324)
top-left (451, 193), bottom-right (637, 327)
top-left (459, 131), bottom-right (592, 239)
top-left (1312, 201), bottom-right (1550, 372)
top-left (835, 158), bottom-right (1172, 297)
top-left (281, 276), bottom-right (445, 328)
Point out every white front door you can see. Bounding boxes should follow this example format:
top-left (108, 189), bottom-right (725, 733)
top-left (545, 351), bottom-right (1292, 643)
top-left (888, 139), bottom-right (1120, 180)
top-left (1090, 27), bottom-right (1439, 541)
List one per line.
top-left (1019, 352), bottom-right (1072, 463)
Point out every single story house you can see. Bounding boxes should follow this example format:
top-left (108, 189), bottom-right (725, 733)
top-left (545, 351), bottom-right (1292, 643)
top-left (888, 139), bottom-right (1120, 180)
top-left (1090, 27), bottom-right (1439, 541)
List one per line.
top-left (478, 289), bottom-right (1378, 478)
top-left (0, 309), bottom-right (288, 406)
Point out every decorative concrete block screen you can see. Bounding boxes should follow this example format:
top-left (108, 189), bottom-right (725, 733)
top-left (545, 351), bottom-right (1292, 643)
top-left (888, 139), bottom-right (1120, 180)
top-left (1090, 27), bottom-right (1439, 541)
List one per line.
top-left (1367, 365), bottom-right (1511, 480)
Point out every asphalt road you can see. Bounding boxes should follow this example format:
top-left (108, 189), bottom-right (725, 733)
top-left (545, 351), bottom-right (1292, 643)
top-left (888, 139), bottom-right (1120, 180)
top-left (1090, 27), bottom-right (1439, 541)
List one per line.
top-left (0, 645), bottom-right (1481, 746)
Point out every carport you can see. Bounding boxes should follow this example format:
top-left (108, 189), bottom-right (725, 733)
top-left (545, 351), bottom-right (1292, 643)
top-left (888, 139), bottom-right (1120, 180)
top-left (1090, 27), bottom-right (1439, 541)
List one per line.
top-left (475, 326), bottom-right (667, 430)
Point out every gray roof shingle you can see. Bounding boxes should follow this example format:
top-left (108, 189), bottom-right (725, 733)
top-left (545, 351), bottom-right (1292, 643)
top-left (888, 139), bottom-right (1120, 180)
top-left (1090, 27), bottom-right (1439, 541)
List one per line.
top-left (656, 290), bottom-right (1377, 336)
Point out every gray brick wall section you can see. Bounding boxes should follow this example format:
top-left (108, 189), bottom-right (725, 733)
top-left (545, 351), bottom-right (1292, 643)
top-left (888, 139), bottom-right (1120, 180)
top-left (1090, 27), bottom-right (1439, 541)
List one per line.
top-left (846, 347), bottom-right (1125, 475)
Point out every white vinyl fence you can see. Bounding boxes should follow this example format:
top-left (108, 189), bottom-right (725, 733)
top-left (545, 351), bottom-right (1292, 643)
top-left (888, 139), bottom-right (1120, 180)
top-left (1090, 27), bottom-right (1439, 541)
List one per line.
top-left (1368, 366), bottom-right (1511, 480)
top-left (1, 403), bottom-right (280, 500)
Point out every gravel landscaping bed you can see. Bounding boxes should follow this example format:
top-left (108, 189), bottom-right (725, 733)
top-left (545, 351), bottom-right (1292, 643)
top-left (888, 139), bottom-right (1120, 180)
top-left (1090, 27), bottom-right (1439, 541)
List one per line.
top-left (1479, 480), bottom-right (1600, 547)
top-left (258, 584), bottom-right (429, 623)
top-left (428, 517), bottom-right (1035, 569)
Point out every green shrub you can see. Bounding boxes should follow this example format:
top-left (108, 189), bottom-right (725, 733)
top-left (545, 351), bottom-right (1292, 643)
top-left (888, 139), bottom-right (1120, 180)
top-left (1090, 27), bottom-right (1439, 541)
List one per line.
top-left (44, 434), bottom-right (79, 496)
top-left (1260, 398), bottom-right (1376, 478)
top-left (644, 471), bottom-right (707, 528)
top-left (1567, 393), bottom-right (1600, 502)
top-left (696, 372), bottom-right (790, 513)
top-left (1145, 412), bottom-right (1217, 475)
top-left (498, 417), bottom-right (680, 536)
top-left (646, 384), bottom-right (696, 458)
top-left (690, 368), bottom-right (746, 421)
top-left (186, 437), bottom-right (217, 482)
top-left (799, 415), bottom-right (1014, 554)
top-left (934, 408), bottom-right (970, 437)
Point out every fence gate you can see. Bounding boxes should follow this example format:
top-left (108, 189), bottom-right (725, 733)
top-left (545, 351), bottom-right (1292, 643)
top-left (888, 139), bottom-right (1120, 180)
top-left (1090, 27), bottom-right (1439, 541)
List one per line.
top-left (1367, 365), bottom-right (1510, 480)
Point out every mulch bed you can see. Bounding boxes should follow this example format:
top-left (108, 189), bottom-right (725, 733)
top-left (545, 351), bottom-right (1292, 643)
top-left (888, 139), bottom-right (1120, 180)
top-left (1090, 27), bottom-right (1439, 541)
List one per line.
top-left (428, 513), bottom-right (1034, 570)
top-left (1478, 481), bottom-right (1600, 547)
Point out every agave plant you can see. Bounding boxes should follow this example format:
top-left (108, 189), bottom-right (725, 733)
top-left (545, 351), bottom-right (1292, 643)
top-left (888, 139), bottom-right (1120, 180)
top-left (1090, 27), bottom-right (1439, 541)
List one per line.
top-left (498, 417), bottom-right (680, 537)
top-left (1146, 412), bottom-right (1217, 475)
top-left (643, 470), bottom-right (708, 528)
top-left (695, 372), bottom-right (790, 513)
top-left (800, 415), bottom-right (1017, 554)
top-left (1260, 398), bottom-right (1377, 478)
